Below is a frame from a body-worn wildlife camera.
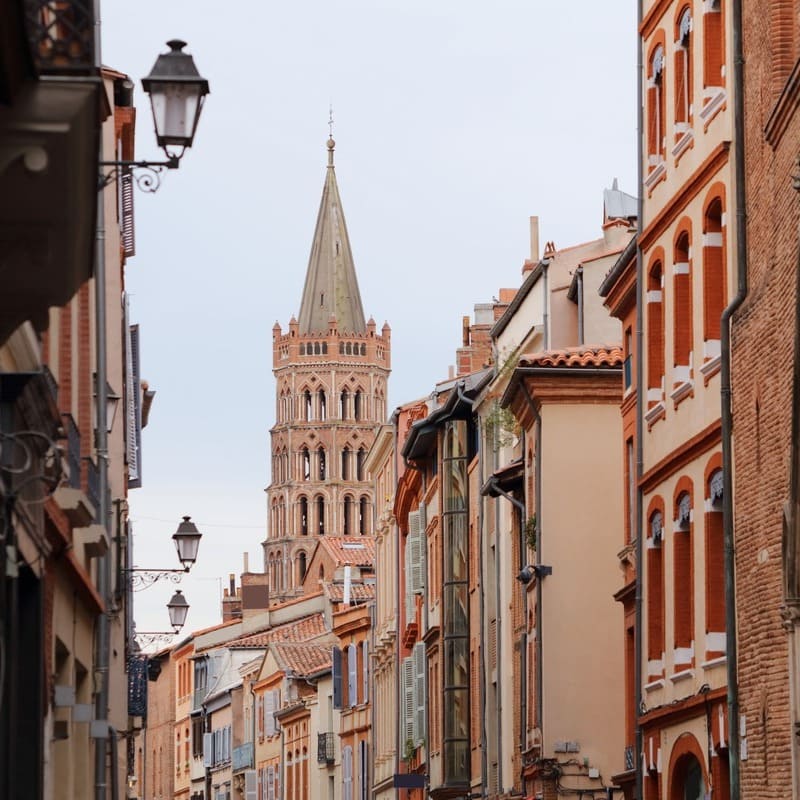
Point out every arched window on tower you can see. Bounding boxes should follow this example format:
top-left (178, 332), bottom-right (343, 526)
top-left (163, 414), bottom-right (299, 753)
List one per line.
top-left (318, 447), bottom-right (326, 480)
top-left (340, 389), bottom-right (349, 420)
top-left (341, 447), bottom-right (350, 481)
top-left (317, 496), bottom-right (325, 535)
top-left (303, 390), bottom-right (312, 421)
top-left (359, 496), bottom-right (369, 535)
top-left (297, 551), bottom-right (307, 584)
top-left (344, 496), bottom-right (353, 535)
top-left (301, 447), bottom-right (310, 481)
top-left (299, 496), bottom-right (308, 535)
top-left (356, 447), bottom-right (366, 481)
top-left (318, 388), bottom-right (327, 420)
top-left (354, 390), bottom-right (363, 421)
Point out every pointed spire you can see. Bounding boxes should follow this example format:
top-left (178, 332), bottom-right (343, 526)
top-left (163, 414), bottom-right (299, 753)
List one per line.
top-left (297, 136), bottom-right (367, 335)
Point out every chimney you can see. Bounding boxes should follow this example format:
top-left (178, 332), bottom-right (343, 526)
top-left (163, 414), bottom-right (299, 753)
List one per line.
top-left (221, 574), bottom-right (242, 623)
top-left (530, 216), bottom-right (539, 262)
top-left (240, 570), bottom-right (270, 619)
top-left (243, 552), bottom-right (250, 573)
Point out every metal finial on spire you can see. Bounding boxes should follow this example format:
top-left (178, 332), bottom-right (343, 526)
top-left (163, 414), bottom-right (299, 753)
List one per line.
top-left (326, 105), bottom-right (335, 167)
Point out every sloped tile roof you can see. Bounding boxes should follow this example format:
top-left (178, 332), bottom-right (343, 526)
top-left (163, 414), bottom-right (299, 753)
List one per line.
top-left (228, 613), bottom-right (328, 649)
top-left (519, 344), bottom-right (623, 369)
top-left (317, 536), bottom-right (376, 567)
top-left (325, 582), bottom-right (376, 603)
top-left (272, 642), bottom-right (332, 678)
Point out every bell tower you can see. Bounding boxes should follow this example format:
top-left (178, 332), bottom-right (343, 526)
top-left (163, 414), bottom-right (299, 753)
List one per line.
top-left (264, 136), bottom-right (391, 603)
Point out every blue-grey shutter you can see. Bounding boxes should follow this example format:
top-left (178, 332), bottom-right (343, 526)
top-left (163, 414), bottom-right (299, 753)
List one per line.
top-left (413, 642), bottom-right (426, 746)
top-left (361, 640), bottom-right (369, 704)
top-left (347, 644), bottom-right (358, 707)
top-left (244, 770), bottom-right (257, 800)
top-left (126, 317), bottom-right (142, 488)
top-left (402, 657), bottom-right (415, 747)
top-left (343, 745), bottom-right (353, 800)
top-left (120, 169), bottom-right (136, 257)
top-left (332, 646), bottom-right (343, 708)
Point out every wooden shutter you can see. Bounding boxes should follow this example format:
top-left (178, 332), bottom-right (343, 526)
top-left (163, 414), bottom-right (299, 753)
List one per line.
top-left (244, 770), bottom-right (257, 800)
top-left (413, 642), bottom-right (426, 745)
top-left (126, 312), bottom-right (142, 488)
top-left (256, 694), bottom-right (264, 738)
top-left (120, 169), bottom-right (136, 257)
top-left (267, 766), bottom-right (275, 800)
top-left (264, 690), bottom-right (276, 736)
top-left (404, 529), bottom-right (415, 623)
top-left (332, 646), bottom-right (343, 708)
top-left (361, 640), bottom-right (369, 704)
top-left (343, 745), bottom-right (353, 800)
top-left (348, 644), bottom-right (358, 707)
top-left (408, 510), bottom-right (424, 594)
top-left (203, 732), bottom-right (213, 767)
top-left (402, 657), bottom-right (415, 747)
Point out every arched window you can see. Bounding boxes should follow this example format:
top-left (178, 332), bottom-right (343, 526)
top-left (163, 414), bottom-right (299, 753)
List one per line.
top-left (359, 496), bottom-right (369, 535)
top-left (317, 496), bottom-right (325, 535)
top-left (673, 487), bottom-right (693, 670)
top-left (341, 447), bottom-right (350, 481)
top-left (674, 8), bottom-right (692, 131)
top-left (318, 388), bottom-right (327, 420)
top-left (301, 447), bottom-right (310, 481)
top-left (703, 0), bottom-right (724, 92)
top-left (706, 467), bottom-right (725, 656)
top-left (354, 390), bottom-right (363, 421)
top-left (702, 195), bottom-right (725, 356)
top-left (648, 43), bottom-right (666, 168)
top-left (344, 496), bottom-right (353, 535)
top-left (673, 230), bottom-right (692, 385)
top-left (647, 507), bottom-right (665, 679)
top-left (340, 389), bottom-right (349, 420)
top-left (303, 390), bottom-right (312, 421)
top-left (318, 447), bottom-right (326, 480)
top-left (299, 496), bottom-right (308, 535)
top-left (356, 447), bottom-right (366, 481)
top-left (298, 551), bottom-right (307, 583)
top-left (647, 258), bottom-right (664, 405)
top-left (674, 752), bottom-right (705, 800)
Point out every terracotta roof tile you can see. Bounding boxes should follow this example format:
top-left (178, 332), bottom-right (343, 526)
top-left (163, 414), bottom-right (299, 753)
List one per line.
top-left (228, 613), bottom-right (328, 649)
top-left (519, 344), bottom-right (623, 369)
top-left (317, 536), bottom-right (376, 567)
top-left (271, 642), bottom-right (332, 677)
top-left (325, 583), bottom-right (376, 602)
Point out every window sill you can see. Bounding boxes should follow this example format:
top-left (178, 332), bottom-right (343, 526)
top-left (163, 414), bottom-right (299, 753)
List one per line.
top-left (672, 129), bottom-right (694, 163)
top-left (644, 161), bottom-right (666, 195)
top-left (701, 354), bottom-right (721, 384)
top-left (645, 401), bottom-right (666, 429)
top-left (644, 678), bottom-right (665, 693)
top-left (669, 668), bottom-right (694, 684)
top-left (670, 380), bottom-right (693, 407)
top-left (701, 655), bottom-right (727, 670)
top-left (700, 88), bottom-right (727, 130)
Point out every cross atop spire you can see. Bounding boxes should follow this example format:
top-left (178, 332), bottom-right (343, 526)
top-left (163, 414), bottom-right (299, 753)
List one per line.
top-left (297, 136), bottom-right (366, 335)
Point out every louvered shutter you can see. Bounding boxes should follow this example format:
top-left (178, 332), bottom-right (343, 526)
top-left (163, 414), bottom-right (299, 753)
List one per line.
top-left (120, 168), bottom-right (136, 256)
top-left (361, 640), bottom-right (369, 704)
top-left (408, 510), bottom-right (424, 594)
top-left (413, 642), bottom-right (426, 745)
top-left (126, 317), bottom-right (142, 488)
top-left (267, 765), bottom-right (275, 800)
top-left (347, 644), bottom-right (358, 707)
top-left (332, 646), bottom-right (343, 708)
top-left (244, 770), bottom-right (257, 800)
top-left (264, 690), bottom-right (276, 736)
top-left (402, 657), bottom-right (415, 747)
top-left (404, 528), bottom-right (415, 623)
top-left (257, 766), bottom-right (263, 800)
top-left (343, 745), bottom-right (353, 800)
top-left (203, 732), bottom-right (213, 767)
top-left (274, 761), bottom-right (280, 800)
top-left (256, 694), bottom-right (264, 738)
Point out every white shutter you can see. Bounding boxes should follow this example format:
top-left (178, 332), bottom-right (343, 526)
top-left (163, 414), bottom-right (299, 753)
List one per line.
top-left (348, 644), bottom-right (358, 707)
top-left (404, 529), bottom-right (414, 623)
top-left (408, 510), bottom-right (423, 593)
top-left (244, 770), bottom-right (257, 800)
top-left (267, 765), bottom-right (275, 800)
top-left (120, 169), bottom-right (136, 256)
top-left (343, 745), bottom-right (354, 800)
top-left (125, 306), bottom-right (141, 487)
top-left (402, 657), bottom-right (415, 747)
top-left (264, 690), bottom-right (276, 736)
top-left (413, 642), bottom-right (426, 746)
top-left (361, 640), bottom-right (369, 704)
top-left (256, 694), bottom-right (263, 738)
top-left (203, 732), bottom-right (214, 767)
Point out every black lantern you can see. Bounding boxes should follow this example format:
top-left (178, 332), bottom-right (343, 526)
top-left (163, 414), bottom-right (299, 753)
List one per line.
top-left (172, 515), bottom-right (202, 571)
top-left (141, 40), bottom-right (210, 158)
top-left (166, 589), bottom-right (190, 633)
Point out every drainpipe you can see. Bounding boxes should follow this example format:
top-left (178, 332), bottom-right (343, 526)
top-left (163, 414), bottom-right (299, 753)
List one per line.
top-left (519, 382), bottom-right (543, 752)
top-left (478, 416), bottom-right (488, 798)
top-left (542, 261), bottom-right (550, 350)
top-left (635, 3), bottom-right (644, 800)
top-left (721, 0), bottom-right (747, 796)
top-left (576, 267), bottom-right (585, 346)
top-left (392, 409), bottom-right (402, 784)
top-left (93, 1), bottom-right (112, 797)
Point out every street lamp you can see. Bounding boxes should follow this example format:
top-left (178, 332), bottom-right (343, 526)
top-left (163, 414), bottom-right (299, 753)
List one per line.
top-left (99, 39), bottom-right (210, 191)
top-left (126, 515), bottom-right (203, 590)
top-left (133, 589), bottom-right (191, 648)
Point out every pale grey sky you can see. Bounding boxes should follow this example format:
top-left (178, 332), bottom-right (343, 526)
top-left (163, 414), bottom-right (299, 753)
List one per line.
top-left (101, 2), bottom-right (637, 637)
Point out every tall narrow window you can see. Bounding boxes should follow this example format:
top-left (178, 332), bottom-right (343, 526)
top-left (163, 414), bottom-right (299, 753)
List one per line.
top-left (673, 489), bottom-right (693, 671)
top-left (354, 390), bottom-right (363, 421)
top-left (344, 496), bottom-right (353, 536)
top-left (647, 259), bottom-right (664, 406)
top-left (359, 496), bottom-right (368, 535)
top-left (648, 44), bottom-right (666, 168)
top-left (318, 447), bottom-right (326, 480)
top-left (673, 230), bottom-right (693, 386)
top-left (647, 508), bottom-right (665, 680)
top-left (626, 439), bottom-right (635, 544)
top-left (304, 390), bottom-right (312, 421)
top-left (674, 8), bottom-right (692, 131)
top-left (299, 496), bottom-right (308, 535)
top-left (298, 551), bottom-right (307, 583)
top-left (624, 327), bottom-right (633, 390)
top-left (318, 389), bottom-right (327, 421)
top-left (341, 447), bottom-right (350, 481)
top-left (703, 195), bottom-right (725, 357)
top-left (703, 0), bottom-right (724, 93)
top-left (356, 447), bottom-right (366, 481)
top-left (301, 447), bottom-right (310, 481)
top-left (706, 468), bottom-right (725, 656)
top-left (317, 496), bottom-right (325, 535)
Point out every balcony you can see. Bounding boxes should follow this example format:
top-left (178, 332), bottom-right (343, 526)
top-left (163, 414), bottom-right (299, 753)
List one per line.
top-left (84, 456), bottom-right (99, 511)
top-left (317, 732), bottom-right (335, 764)
top-left (61, 413), bottom-right (81, 489)
top-left (232, 742), bottom-right (254, 772)
top-left (624, 744), bottom-right (634, 771)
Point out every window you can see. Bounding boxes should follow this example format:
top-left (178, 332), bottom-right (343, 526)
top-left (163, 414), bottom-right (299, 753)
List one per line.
top-left (301, 448), bottom-right (310, 481)
top-left (318, 447), bottom-right (326, 480)
top-left (624, 327), bottom-right (633, 390)
top-left (702, 195), bottom-right (725, 355)
top-left (703, 0), bottom-right (724, 92)
top-left (706, 467), bottom-right (725, 654)
top-left (318, 389), bottom-right (327, 420)
top-left (303, 390), bottom-right (312, 421)
top-left (356, 447), bottom-right (366, 481)
top-left (344, 496), bottom-right (353, 535)
top-left (647, 507), bottom-right (665, 678)
top-left (342, 746), bottom-right (353, 800)
top-left (673, 229), bottom-right (693, 385)
top-left (348, 644), bottom-right (358, 707)
top-left (647, 258), bottom-right (665, 404)
top-left (317, 496), bottom-right (325, 535)
top-left (674, 8), bottom-right (692, 130)
top-left (673, 488), bottom-right (693, 669)
top-left (354, 390), bottom-right (362, 421)
top-left (341, 447), bottom-right (350, 481)
top-left (298, 551), bottom-right (307, 583)
top-left (647, 43), bottom-right (666, 167)
top-left (340, 389), bottom-right (349, 420)
top-left (359, 496), bottom-right (368, 535)
top-left (299, 496), bottom-right (308, 535)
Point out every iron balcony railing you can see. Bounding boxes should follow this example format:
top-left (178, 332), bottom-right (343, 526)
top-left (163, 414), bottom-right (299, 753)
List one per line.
top-left (624, 744), bottom-right (635, 771)
top-left (317, 732), bottom-right (335, 764)
top-left (61, 413), bottom-right (81, 489)
top-left (232, 742), bottom-right (254, 772)
top-left (23, 0), bottom-right (95, 74)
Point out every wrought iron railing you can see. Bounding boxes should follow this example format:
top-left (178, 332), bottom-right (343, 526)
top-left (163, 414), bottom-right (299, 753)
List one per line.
top-left (317, 731), bottom-right (335, 764)
top-left (61, 413), bottom-right (81, 489)
top-left (624, 744), bottom-right (635, 771)
top-left (23, 0), bottom-right (95, 74)
top-left (232, 742), bottom-right (254, 772)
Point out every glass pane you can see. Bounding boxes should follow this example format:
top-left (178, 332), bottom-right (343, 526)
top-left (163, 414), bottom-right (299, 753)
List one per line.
top-left (444, 738), bottom-right (469, 784)
top-left (444, 688), bottom-right (469, 738)
top-left (151, 84), bottom-right (201, 144)
top-left (443, 420), bottom-right (468, 460)
top-left (443, 639), bottom-right (469, 688)
top-left (444, 514), bottom-right (468, 582)
top-left (444, 583), bottom-right (468, 635)
top-left (443, 459), bottom-right (467, 512)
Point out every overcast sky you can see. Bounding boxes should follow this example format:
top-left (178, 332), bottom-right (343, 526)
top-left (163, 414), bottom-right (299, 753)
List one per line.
top-left (101, 2), bottom-right (637, 637)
